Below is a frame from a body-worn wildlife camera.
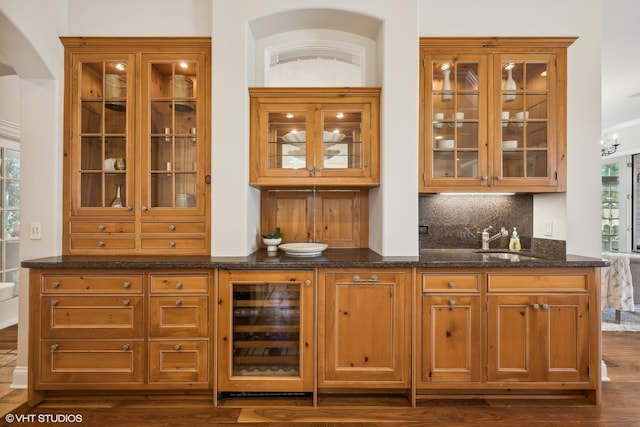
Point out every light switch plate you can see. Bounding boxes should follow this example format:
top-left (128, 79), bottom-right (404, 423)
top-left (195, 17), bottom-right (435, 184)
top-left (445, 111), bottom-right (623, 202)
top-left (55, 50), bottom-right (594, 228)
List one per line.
top-left (29, 222), bottom-right (42, 240)
top-left (544, 221), bottom-right (553, 237)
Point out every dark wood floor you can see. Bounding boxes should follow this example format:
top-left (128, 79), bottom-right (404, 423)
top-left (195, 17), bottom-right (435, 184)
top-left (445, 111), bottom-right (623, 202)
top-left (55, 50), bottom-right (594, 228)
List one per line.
top-left (1, 329), bottom-right (639, 426)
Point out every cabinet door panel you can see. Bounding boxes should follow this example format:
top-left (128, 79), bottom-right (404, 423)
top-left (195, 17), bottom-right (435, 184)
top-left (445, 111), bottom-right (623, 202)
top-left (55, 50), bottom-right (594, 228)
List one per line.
top-left (421, 295), bottom-right (481, 383)
top-left (149, 340), bottom-right (209, 384)
top-left (149, 296), bottom-right (208, 338)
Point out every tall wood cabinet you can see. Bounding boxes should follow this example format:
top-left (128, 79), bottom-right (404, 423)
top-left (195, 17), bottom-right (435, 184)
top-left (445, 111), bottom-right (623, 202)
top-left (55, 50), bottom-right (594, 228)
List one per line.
top-left (419, 37), bottom-right (576, 193)
top-left (249, 87), bottom-right (380, 188)
top-left (61, 37), bottom-right (211, 255)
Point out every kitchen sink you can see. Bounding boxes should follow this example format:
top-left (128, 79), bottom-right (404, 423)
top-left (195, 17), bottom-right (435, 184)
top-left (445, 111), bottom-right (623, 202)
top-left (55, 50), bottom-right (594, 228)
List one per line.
top-left (478, 251), bottom-right (542, 262)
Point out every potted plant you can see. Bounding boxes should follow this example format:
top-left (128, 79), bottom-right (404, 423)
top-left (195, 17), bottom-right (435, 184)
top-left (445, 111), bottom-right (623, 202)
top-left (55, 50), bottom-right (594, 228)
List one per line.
top-left (262, 227), bottom-right (282, 252)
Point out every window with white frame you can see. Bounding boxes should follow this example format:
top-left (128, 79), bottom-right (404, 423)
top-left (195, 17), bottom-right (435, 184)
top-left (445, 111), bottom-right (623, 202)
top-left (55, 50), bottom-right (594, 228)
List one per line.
top-left (0, 146), bottom-right (19, 284)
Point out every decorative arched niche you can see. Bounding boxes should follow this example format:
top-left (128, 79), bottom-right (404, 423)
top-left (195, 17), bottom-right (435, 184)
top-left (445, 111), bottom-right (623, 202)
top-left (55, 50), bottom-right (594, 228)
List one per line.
top-left (249, 9), bottom-right (382, 87)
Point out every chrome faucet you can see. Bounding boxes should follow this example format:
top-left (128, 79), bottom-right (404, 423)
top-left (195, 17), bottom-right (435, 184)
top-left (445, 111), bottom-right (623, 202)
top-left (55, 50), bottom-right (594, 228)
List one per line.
top-left (481, 226), bottom-right (508, 250)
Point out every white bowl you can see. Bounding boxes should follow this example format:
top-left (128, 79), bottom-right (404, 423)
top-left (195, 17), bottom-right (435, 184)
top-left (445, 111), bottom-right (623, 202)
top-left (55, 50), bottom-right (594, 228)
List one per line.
top-left (502, 140), bottom-right (518, 149)
top-left (278, 243), bottom-right (328, 257)
top-left (437, 139), bottom-right (454, 149)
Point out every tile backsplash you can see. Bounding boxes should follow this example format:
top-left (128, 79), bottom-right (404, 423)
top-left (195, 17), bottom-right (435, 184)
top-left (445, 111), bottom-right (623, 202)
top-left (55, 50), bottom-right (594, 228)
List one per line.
top-left (419, 194), bottom-right (533, 250)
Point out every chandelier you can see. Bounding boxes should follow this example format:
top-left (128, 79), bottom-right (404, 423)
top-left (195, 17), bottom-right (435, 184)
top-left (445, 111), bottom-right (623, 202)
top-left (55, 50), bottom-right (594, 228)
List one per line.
top-left (601, 135), bottom-right (619, 157)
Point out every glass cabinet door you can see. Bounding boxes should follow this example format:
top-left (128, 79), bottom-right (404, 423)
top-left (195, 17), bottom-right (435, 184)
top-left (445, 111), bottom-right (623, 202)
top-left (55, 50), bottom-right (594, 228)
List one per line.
top-left (262, 106), bottom-right (310, 173)
top-left (426, 55), bottom-right (486, 185)
top-left (495, 54), bottom-right (555, 183)
top-left (318, 104), bottom-right (369, 175)
top-left (75, 56), bottom-right (134, 214)
top-left (143, 56), bottom-right (205, 214)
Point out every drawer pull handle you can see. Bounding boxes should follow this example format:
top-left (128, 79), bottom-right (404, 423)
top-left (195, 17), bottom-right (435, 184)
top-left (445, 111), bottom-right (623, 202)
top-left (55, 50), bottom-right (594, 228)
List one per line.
top-left (448, 281), bottom-right (455, 288)
top-left (122, 344), bottom-right (130, 351)
top-left (122, 299), bottom-right (130, 306)
top-left (353, 275), bottom-right (378, 283)
top-left (542, 303), bottom-right (550, 310)
top-left (141, 205), bottom-right (148, 212)
top-left (51, 344), bottom-right (59, 351)
top-left (175, 282), bottom-right (183, 289)
top-left (98, 241), bottom-right (106, 247)
top-left (532, 303), bottom-right (540, 310)
top-left (305, 279), bottom-right (312, 287)
top-left (169, 224), bottom-right (176, 231)
top-left (449, 299), bottom-right (456, 306)
top-left (174, 344), bottom-right (181, 351)
top-left (169, 241), bottom-right (176, 247)
top-left (51, 300), bottom-right (59, 306)
top-left (98, 224), bottom-right (106, 231)
top-left (175, 299), bottom-right (181, 306)
top-left (123, 281), bottom-right (131, 289)
top-left (52, 281), bottom-right (60, 288)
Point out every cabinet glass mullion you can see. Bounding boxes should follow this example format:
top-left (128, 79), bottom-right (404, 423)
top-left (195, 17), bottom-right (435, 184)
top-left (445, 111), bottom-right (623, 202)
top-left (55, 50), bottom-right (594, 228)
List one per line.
top-left (430, 58), bottom-right (481, 179)
top-left (149, 60), bottom-right (199, 209)
top-left (231, 282), bottom-right (302, 377)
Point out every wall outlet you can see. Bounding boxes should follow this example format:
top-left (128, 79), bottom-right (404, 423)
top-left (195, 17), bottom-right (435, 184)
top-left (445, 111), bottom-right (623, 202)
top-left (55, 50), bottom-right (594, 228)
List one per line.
top-left (544, 221), bottom-right (553, 237)
top-left (29, 222), bottom-right (42, 240)
top-left (419, 225), bottom-right (429, 235)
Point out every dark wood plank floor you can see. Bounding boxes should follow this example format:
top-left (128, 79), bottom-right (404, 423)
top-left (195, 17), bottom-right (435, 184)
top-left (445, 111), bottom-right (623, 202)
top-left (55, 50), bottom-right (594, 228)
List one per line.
top-left (0, 330), bottom-right (639, 426)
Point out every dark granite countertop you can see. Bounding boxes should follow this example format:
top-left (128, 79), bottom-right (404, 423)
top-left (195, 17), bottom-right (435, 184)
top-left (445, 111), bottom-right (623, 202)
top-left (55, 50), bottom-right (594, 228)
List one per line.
top-left (21, 248), bottom-right (608, 269)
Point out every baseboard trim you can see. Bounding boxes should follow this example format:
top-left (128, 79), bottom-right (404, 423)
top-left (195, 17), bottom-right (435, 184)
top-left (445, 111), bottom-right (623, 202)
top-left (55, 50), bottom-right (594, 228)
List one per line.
top-left (11, 366), bottom-right (28, 389)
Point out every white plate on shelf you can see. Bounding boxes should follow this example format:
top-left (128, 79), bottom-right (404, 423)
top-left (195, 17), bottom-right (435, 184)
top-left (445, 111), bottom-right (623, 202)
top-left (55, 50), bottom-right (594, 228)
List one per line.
top-left (278, 243), bottom-right (328, 257)
top-left (502, 140), bottom-right (518, 149)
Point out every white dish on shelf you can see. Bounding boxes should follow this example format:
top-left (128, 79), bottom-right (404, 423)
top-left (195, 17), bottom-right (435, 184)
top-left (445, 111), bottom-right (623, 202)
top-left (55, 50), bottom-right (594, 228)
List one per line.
top-left (278, 243), bottom-right (328, 257)
top-left (324, 131), bottom-right (345, 142)
top-left (502, 140), bottom-right (518, 149)
top-left (282, 130), bottom-right (305, 142)
top-left (436, 139), bottom-right (454, 149)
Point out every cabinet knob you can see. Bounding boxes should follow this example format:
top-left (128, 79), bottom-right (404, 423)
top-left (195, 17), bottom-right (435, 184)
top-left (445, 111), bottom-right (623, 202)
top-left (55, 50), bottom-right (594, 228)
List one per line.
top-left (497, 175), bottom-right (504, 181)
top-left (306, 166), bottom-right (314, 171)
top-left (51, 344), bottom-right (59, 351)
top-left (305, 279), bottom-right (312, 287)
top-left (122, 281), bottom-right (131, 289)
top-left (126, 205), bottom-right (133, 211)
top-left (168, 224), bottom-right (176, 231)
top-left (174, 344), bottom-right (181, 351)
top-left (532, 303), bottom-right (540, 310)
top-left (316, 166), bottom-right (323, 171)
top-left (542, 303), bottom-right (550, 310)
top-left (51, 300), bottom-right (59, 306)
top-left (141, 205), bottom-right (148, 212)
top-left (175, 299), bottom-right (181, 306)
top-left (98, 224), bottom-right (106, 231)
top-left (449, 299), bottom-right (456, 306)
top-left (448, 281), bottom-right (455, 288)
top-left (175, 282), bottom-right (183, 289)
top-left (169, 241), bottom-right (176, 247)
top-left (481, 175), bottom-right (488, 181)
top-left (122, 299), bottom-right (130, 306)
top-left (98, 241), bottom-right (106, 247)
top-left (52, 281), bottom-right (60, 288)
top-left (122, 344), bottom-right (130, 351)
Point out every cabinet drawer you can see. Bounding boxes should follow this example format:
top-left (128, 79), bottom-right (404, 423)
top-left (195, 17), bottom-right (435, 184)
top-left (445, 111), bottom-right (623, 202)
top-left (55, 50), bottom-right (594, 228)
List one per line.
top-left (42, 274), bottom-right (143, 294)
top-left (150, 274), bottom-right (209, 294)
top-left (141, 222), bottom-right (206, 234)
top-left (41, 296), bottom-right (143, 339)
top-left (41, 340), bottom-right (143, 384)
top-left (149, 296), bottom-right (208, 338)
top-left (70, 238), bottom-right (136, 250)
top-left (70, 222), bottom-right (135, 234)
top-left (140, 239), bottom-right (206, 250)
top-left (487, 274), bottom-right (588, 292)
top-left (422, 274), bottom-right (480, 293)
top-left (149, 340), bottom-right (209, 384)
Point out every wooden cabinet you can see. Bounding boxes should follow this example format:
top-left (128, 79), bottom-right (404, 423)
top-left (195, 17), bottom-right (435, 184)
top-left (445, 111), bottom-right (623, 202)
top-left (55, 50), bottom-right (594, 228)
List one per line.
top-left (486, 271), bottom-right (591, 383)
top-left (418, 272), bottom-right (482, 384)
top-left (319, 269), bottom-right (411, 389)
top-left (419, 37), bottom-right (575, 193)
top-left (148, 273), bottom-right (210, 386)
top-left (217, 269), bottom-right (315, 393)
top-left (61, 37), bottom-right (211, 255)
top-left (249, 87), bottom-right (380, 188)
top-left (29, 268), bottom-right (212, 402)
top-left (260, 189), bottom-right (368, 248)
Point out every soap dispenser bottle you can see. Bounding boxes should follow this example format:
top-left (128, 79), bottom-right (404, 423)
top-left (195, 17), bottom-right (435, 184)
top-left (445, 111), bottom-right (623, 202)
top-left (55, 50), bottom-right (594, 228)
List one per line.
top-left (509, 227), bottom-right (521, 251)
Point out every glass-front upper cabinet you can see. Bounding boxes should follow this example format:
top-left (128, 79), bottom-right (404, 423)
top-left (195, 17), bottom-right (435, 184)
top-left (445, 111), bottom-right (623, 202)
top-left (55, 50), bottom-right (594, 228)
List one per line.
top-left (74, 55), bottom-right (135, 214)
top-left (427, 54), bottom-right (487, 185)
top-left (494, 54), bottom-right (556, 188)
top-left (62, 38), bottom-right (211, 255)
top-left (420, 38), bottom-right (574, 193)
top-left (250, 88), bottom-right (380, 187)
